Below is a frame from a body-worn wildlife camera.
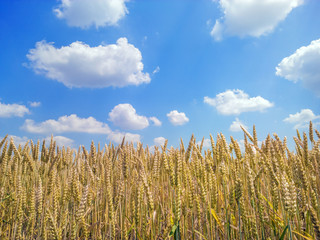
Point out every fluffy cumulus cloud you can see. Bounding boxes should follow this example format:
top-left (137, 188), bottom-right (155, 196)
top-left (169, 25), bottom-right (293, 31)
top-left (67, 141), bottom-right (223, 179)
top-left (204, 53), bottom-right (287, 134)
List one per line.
top-left (167, 110), bottom-right (189, 126)
top-left (27, 38), bottom-right (150, 88)
top-left (229, 118), bottom-right (248, 132)
top-left (22, 114), bottom-right (111, 134)
top-left (149, 117), bottom-right (162, 126)
top-left (283, 109), bottom-right (320, 129)
top-left (108, 104), bottom-right (149, 130)
top-left (211, 0), bottom-right (303, 40)
top-left (107, 132), bottom-right (141, 144)
top-left (45, 136), bottom-right (74, 147)
top-left (0, 101), bottom-right (30, 118)
top-left (276, 39), bottom-right (320, 96)
top-left (54, 0), bottom-right (128, 29)
top-left (204, 89), bottom-right (273, 115)
top-left (154, 137), bottom-right (166, 146)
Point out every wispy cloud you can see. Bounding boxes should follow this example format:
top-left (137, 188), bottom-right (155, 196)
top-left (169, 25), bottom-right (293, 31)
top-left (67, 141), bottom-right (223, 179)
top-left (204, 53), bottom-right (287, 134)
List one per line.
top-left (149, 117), bottom-right (162, 126)
top-left (29, 101), bottom-right (41, 107)
top-left (152, 66), bottom-right (160, 74)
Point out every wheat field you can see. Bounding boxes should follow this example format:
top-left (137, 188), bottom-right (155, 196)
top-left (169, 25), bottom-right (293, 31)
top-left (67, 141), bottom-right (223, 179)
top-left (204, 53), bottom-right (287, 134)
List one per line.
top-left (0, 122), bottom-right (320, 239)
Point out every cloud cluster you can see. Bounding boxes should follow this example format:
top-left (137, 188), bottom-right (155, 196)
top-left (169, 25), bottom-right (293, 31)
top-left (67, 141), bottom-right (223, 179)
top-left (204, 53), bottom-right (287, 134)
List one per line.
top-left (21, 113), bottom-right (142, 144)
top-left (167, 110), bottom-right (189, 126)
top-left (229, 118), bottom-right (248, 132)
top-left (108, 104), bottom-right (149, 130)
top-left (276, 39), bottom-right (320, 96)
top-left (3, 134), bottom-right (74, 148)
top-left (22, 114), bottom-right (111, 134)
top-left (27, 38), bottom-right (150, 88)
top-left (283, 109), bottom-right (320, 129)
top-left (54, 0), bottom-right (128, 29)
top-left (0, 101), bottom-right (30, 118)
top-left (211, 0), bottom-right (303, 41)
top-left (204, 89), bottom-right (273, 115)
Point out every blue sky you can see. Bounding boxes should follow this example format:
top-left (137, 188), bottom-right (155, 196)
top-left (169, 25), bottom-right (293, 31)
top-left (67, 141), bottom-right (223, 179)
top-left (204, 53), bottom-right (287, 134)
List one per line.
top-left (0, 0), bottom-right (319, 150)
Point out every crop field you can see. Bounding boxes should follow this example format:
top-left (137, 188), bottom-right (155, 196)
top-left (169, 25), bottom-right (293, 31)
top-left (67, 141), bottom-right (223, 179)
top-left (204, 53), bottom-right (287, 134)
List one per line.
top-left (0, 122), bottom-right (320, 239)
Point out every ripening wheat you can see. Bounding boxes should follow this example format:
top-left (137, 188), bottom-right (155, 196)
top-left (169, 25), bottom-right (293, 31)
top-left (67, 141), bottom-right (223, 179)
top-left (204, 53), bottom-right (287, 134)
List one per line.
top-left (0, 122), bottom-right (320, 239)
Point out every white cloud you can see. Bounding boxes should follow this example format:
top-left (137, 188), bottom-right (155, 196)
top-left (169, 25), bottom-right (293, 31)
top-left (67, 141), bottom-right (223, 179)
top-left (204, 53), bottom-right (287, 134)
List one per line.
top-left (54, 0), bottom-right (128, 29)
top-left (9, 135), bottom-right (28, 146)
top-left (276, 39), bottom-right (320, 96)
top-left (154, 137), bottom-right (166, 146)
top-left (196, 138), bottom-right (211, 149)
top-left (152, 66), bottom-right (160, 74)
top-left (167, 110), bottom-right (189, 126)
top-left (149, 117), bottom-right (162, 126)
top-left (107, 132), bottom-right (141, 144)
top-left (229, 118), bottom-right (248, 132)
top-left (0, 101), bottom-right (30, 118)
top-left (108, 104), bottom-right (149, 130)
top-left (27, 38), bottom-right (150, 88)
top-left (45, 135), bottom-right (74, 147)
top-left (2, 134), bottom-right (74, 148)
top-left (22, 114), bottom-right (111, 134)
top-left (211, 0), bottom-right (303, 40)
top-left (29, 101), bottom-right (41, 107)
top-left (150, 137), bottom-right (166, 153)
top-left (204, 89), bottom-right (273, 115)
top-left (210, 19), bottom-right (223, 41)
top-left (283, 109), bottom-right (320, 129)
top-left (21, 113), bottom-right (141, 145)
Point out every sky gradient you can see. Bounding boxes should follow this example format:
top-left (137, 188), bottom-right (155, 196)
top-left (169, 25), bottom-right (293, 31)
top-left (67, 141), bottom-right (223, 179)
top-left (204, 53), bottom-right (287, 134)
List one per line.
top-left (1, 0), bottom-right (320, 150)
